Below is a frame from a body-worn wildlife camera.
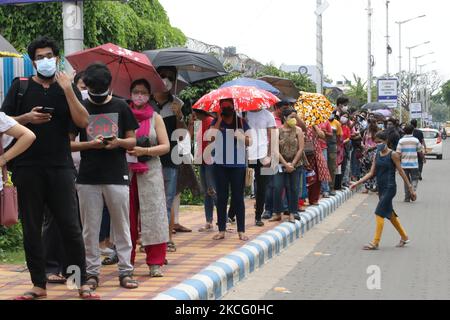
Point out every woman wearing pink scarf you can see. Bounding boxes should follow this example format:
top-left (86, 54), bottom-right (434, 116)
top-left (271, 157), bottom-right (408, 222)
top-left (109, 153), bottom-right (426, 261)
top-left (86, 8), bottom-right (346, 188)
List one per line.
top-left (127, 79), bottom-right (170, 277)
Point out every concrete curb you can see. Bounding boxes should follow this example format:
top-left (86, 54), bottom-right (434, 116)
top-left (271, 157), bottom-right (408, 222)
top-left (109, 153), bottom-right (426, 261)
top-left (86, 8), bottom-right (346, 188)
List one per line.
top-left (154, 188), bottom-right (355, 300)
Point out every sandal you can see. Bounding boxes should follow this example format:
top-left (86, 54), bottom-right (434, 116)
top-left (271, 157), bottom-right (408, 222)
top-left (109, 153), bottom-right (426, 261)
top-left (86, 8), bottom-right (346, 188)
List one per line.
top-left (213, 232), bottom-right (225, 241)
top-left (102, 254), bottom-right (119, 266)
top-left (238, 233), bottom-right (249, 241)
top-left (79, 288), bottom-right (101, 300)
top-left (269, 215), bottom-right (282, 222)
top-left (47, 273), bottom-right (67, 284)
top-left (288, 214), bottom-right (296, 224)
top-left (119, 275), bottom-right (139, 289)
top-left (167, 241), bottom-right (177, 253)
top-left (199, 223), bottom-right (213, 232)
top-left (396, 239), bottom-right (410, 248)
top-left (149, 265), bottom-right (164, 277)
top-left (14, 291), bottom-right (47, 300)
top-left (174, 224), bottom-right (192, 233)
top-left (363, 243), bottom-right (379, 250)
top-left (86, 275), bottom-right (99, 290)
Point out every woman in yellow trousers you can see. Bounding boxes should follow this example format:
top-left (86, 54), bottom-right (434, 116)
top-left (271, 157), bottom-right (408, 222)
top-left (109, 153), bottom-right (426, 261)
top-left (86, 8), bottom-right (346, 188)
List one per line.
top-left (351, 131), bottom-right (416, 250)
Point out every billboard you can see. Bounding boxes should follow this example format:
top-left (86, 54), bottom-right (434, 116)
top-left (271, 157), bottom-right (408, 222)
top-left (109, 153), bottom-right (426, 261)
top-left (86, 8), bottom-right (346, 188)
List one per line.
top-left (377, 78), bottom-right (398, 109)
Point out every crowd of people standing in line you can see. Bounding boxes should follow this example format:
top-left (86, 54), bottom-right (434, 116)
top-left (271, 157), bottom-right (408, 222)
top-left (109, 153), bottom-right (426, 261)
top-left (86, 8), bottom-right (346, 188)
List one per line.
top-left (0, 36), bottom-right (428, 300)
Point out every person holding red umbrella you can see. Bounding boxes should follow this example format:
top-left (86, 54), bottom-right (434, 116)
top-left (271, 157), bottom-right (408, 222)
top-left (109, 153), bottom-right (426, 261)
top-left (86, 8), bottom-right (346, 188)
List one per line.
top-left (210, 99), bottom-right (252, 241)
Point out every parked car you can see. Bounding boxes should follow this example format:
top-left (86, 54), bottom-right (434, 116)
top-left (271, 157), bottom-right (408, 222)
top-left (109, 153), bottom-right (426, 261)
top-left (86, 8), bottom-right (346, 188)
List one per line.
top-left (420, 128), bottom-right (443, 160)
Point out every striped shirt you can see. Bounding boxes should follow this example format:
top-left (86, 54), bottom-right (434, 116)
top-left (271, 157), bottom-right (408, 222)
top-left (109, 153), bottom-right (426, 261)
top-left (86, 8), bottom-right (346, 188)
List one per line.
top-left (396, 135), bottom-right (422, 169)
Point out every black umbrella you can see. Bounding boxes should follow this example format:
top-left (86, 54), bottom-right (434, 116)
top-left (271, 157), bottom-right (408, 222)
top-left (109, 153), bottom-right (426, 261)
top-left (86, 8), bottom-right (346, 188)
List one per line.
top-left (361, 102), bottom-right (390, 111)
top-left (258, 76), bottom-right (300, 99)
top-left (0, 34), bottom-right (19, 54)
top-left (142, 47), bottom-right (227, 89)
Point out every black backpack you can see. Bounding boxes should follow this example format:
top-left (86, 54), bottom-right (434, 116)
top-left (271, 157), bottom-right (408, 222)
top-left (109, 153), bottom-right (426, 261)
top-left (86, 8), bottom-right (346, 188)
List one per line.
top-left (3, 77), bottom-right (30, 171)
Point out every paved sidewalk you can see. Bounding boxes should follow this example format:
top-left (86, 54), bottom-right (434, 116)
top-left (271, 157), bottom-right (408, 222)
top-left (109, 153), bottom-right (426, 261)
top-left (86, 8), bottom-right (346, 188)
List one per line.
top-left (0, 199), bottom-right (285, 300)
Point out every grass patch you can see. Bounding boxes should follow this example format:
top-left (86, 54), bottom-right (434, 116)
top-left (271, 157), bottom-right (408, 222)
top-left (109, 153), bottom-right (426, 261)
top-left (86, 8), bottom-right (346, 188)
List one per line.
top-left (0, 249), bottom-right (25, 265)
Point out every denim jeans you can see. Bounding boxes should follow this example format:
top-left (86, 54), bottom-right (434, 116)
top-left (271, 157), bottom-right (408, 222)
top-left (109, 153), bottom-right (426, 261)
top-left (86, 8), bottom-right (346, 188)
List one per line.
top-left (351, 148), bottom-right (362, 178)
top-left (321, 149), bottom-right (330, 193)
top-left (163, 167), bottom-right (179, 221)
top-left (200, 164), bottom-right (217, 223)
top-left (265, 176), bottom-right (288, 215)
top-left (214, 166), bottom-right (246, 233)
top-left (403, 168), bottom-right (419, 200)
top-left (273, 167), bottom-right (302, 214)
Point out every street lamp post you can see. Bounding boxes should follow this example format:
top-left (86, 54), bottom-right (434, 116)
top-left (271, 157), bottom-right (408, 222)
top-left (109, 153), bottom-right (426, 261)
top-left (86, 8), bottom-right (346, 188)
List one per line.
top-left (414, 52), bottom-right (434, 73)
top-left (395, 14), bottom-right (426, 121)
top-left (406, 41), bottom-right (430, 106)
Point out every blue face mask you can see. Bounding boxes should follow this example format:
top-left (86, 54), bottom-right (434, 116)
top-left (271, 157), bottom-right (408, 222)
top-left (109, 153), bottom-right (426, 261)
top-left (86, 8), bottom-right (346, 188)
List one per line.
top-left (377, 144), bottom-right (386, 152)
top-left (35, 57), bottom-right (57, 78)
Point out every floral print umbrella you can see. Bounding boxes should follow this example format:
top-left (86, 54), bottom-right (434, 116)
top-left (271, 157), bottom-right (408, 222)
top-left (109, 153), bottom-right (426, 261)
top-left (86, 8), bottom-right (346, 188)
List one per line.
top-left (193, 85), bottom-right (280, 113)
top-left (294, 91), bottom-right (334, 127)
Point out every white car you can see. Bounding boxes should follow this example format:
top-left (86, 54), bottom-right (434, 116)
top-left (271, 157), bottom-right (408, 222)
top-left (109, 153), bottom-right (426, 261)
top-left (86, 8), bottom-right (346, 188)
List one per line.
top-left (420, 128), bottom-right (443, 160)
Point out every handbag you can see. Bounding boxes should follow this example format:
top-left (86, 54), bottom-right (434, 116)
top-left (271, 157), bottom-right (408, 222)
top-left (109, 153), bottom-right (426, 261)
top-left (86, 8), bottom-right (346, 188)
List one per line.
top-left (304, 136), bottom-right (315, 156)
top-left (0, 137), bottom-right (18, 227)
top-left (305, 170), bottom-right (317, 187)
top-left (136, 136), bottom-right (152, 163)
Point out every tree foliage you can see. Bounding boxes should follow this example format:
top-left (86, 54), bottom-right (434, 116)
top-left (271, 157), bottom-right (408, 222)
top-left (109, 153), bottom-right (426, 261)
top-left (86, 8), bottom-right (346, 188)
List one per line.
top-left (0, 0), bottom-right (186, 54)
top-left (255, 64), bottom-right (316, 93)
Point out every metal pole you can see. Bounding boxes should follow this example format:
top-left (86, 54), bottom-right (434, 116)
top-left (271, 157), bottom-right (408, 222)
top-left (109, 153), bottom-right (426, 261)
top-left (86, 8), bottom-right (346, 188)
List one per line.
top-left (386, 1), bottom-right (390, 76)
top-left (398, 23), bottom-right (402, 121)
top-left (316, 0), bottom-right (323, 94)
top-left (62, 1), bottom-right (84, 75)
top-left (408, 48), bottom-right (412, 105)
top-left (367, 0), bottom-right (372, 103)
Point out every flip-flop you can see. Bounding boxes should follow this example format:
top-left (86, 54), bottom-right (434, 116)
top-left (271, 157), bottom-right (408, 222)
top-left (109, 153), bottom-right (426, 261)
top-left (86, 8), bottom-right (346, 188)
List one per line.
top-left (47, 274), bottom-right (67, 284)
top-left (79, 289), bottom-right (101, 300)
top-left (14, 292), bottom-right (47, 300)
top-left (174, 225), bottom-right (192, 233)
top-left (213, 233), bottom-right (225, 240)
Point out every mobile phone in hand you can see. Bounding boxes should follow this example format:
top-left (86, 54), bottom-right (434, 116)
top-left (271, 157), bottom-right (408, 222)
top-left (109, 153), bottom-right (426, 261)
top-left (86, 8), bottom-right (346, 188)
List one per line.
top-left (38, 107), bottom-right (55, 114)
top-left (102, 136), bottom-right (114, 145)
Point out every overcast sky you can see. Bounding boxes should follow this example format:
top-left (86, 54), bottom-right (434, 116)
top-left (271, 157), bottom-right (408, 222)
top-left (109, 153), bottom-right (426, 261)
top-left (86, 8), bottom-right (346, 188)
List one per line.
top-left (159, 0), bottom-right (450, 83)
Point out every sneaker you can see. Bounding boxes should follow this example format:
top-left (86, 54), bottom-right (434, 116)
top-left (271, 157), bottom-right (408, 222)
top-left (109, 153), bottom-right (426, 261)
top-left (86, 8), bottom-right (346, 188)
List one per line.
top-left (329, 191), bottom-right (337, 196)
top-left (322, 192), bottom-right (330, 198)
top-left (149, 265), bottom-right (164, 277)
top-left (228, 217), bottom-right (236, 224)
top-left (261, 211), bottom-right (272, 220)
top-left (255, 220), bottom-right (265, 227)
top-left (294, 212), bottom-right (300, 220)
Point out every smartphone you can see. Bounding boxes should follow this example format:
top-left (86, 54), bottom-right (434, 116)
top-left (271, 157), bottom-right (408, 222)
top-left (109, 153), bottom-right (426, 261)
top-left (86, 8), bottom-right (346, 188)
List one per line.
top-left (38, 107), bottom-right (55, 114)
top-left (102, 136), bottom-right (114, 145)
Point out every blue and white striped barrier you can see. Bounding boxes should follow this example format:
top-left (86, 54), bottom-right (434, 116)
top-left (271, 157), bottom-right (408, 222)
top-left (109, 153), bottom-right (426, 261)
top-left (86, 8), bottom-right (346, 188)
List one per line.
top-left (154, 188), bottom-right (354, 300)
top-left (0, 55), bottom-right (34, 106)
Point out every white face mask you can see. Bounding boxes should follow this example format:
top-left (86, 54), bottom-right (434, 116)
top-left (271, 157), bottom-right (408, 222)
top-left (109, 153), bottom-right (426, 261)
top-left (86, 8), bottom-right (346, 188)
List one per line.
top-left (162, 78), bottom-right (173, 92)
top-left (341, 116), bottom-right (348, 124)
top-left (342, 106), bottom-right (349, 112)
top-left (35, 57), bottom-right (57, 78)
top-left (80, 90), bottom-right (89, 101)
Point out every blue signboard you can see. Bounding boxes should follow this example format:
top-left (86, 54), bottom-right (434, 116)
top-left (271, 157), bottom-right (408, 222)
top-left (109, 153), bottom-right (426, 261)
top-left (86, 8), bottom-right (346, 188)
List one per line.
top-left (0, 0), bottom-right (80, 5)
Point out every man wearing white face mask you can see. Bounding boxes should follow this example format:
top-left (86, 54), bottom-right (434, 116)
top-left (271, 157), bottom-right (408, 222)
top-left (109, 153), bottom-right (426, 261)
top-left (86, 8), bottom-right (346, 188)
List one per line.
top-left (1, 36), bottom-right (99, 300)
top-left (150, 66), bottom-right (188, 253)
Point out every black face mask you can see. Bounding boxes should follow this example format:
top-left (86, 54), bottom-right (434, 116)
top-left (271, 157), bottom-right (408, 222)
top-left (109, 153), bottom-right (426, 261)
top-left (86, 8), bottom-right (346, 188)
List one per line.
top-left (221, 108), bottom-right (234, 117)
top-left (88, 91), bottom-right (110, 104)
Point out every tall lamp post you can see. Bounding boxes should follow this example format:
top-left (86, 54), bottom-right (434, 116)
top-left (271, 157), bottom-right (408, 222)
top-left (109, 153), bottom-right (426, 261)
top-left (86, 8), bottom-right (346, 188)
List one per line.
top-left (406, 41), bottom-right (430, 105)
top-left (395, 14), bottom-right (426, 121)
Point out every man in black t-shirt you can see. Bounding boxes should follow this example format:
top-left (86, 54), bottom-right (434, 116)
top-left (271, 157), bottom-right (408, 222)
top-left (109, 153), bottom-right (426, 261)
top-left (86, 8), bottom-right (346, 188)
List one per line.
top-left (70, 63), bottom-right (139, 290)
top-left (1, 37), bottom-right (98, 300)
top-left (411, 119), bottom-right (427, 180)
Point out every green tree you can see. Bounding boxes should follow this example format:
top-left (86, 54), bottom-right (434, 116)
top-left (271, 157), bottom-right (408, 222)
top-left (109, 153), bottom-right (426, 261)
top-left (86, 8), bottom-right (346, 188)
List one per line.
top-left (0, 0), bottom-right (186, 54)
top-left (256, 64), bottom-right (316, 93)
top-left (440, 80), bottom-right (450, 107)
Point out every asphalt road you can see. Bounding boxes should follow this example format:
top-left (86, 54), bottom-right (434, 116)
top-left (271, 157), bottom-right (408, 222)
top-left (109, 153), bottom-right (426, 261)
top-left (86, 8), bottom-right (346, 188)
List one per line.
top-left (224, 141), bottom-right (450, 300)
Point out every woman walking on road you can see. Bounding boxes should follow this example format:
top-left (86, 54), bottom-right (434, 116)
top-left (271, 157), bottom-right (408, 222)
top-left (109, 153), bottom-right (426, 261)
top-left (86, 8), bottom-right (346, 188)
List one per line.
top-left (351, 131), bottom-right (415, 250)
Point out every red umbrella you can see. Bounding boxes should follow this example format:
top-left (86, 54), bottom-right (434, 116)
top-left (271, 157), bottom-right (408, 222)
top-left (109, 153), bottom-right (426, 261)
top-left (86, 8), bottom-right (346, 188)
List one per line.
top-left (192, 86), bottom-right (280, 113)
top-left (66, 43), bottom-right (165, 99)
